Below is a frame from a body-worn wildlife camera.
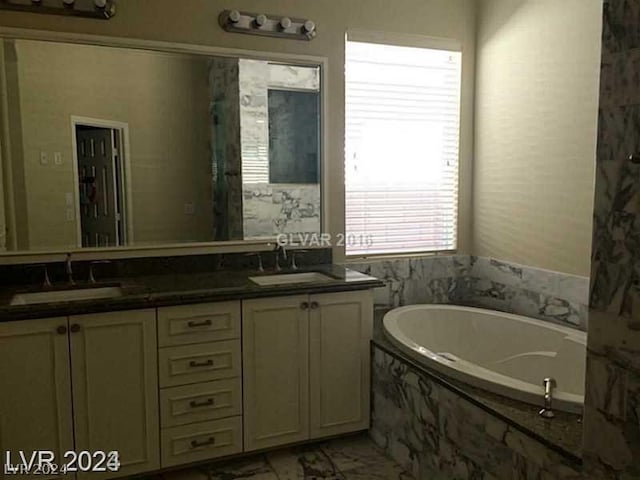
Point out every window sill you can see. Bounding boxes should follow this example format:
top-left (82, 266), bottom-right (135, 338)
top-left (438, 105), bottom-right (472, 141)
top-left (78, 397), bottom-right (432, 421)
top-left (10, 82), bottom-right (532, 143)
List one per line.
top-left (342, 250), bottom-right (458, 264)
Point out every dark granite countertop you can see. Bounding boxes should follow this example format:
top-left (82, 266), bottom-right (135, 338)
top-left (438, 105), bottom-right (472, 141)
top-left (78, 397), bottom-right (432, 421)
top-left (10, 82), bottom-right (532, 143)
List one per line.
top-left (371, 308), bottom-right (583, 465)
top-left (0, 265), bottom-right (384, 322)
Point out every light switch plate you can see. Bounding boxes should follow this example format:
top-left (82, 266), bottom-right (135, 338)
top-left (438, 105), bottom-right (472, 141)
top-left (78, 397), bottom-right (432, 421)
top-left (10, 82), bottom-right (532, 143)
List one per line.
top-left (54, 152), bottom-right (63, 165)
top-left (40, 151), bottom-right (48, 165)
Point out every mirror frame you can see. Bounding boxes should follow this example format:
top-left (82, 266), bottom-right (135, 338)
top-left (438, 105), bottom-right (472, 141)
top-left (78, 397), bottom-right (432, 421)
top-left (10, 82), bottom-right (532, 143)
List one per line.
top-left (0, 27), bottom-right (329, 264)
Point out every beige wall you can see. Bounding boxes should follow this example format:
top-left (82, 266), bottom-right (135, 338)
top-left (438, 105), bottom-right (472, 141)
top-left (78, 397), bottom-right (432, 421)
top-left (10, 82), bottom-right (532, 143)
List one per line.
top-left (473, 0), bottom-right (602, 276)
top-left (5, 39), bottom-right (213, 249)
top-left (0, 0), bottom-right (476, 260)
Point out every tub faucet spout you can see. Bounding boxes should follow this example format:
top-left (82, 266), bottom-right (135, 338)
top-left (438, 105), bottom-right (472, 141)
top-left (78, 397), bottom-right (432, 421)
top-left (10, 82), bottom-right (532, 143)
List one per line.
top-left (539, 377), bottom-right (556, 419)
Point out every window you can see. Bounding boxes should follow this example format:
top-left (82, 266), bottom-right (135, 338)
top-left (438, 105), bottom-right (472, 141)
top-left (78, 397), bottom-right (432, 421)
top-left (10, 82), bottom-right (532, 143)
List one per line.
top-left (345, 40), bottom-right (462, 256)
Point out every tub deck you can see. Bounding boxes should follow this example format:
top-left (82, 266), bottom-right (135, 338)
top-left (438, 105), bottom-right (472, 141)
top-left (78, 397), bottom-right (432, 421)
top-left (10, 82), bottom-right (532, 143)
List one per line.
top-left (372, 307), bottom-right (583, 463)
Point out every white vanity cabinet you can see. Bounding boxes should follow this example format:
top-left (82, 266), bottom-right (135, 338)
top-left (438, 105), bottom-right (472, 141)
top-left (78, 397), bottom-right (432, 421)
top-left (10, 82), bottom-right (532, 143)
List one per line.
top-left (309, 290), bottom-right (373, 438)
top-left (242, 290), bottom-right (373, 451)
top-left (0, 310), bottom-right (159, 480)
top-left (69, 309), bottom-right (160, 479)
top-left (0, 287), bottom-right (374, 476)
top-left (156, 302), bottom-right (243, 468)
top-left (242, 295), bottom-right (310, 451)
top-left (0, 317), bottom-right (74, 480)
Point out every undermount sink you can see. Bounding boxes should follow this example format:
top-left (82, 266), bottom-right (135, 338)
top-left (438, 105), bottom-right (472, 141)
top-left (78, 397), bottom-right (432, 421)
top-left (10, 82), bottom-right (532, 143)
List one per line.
top-left (10, 286), bottom-right (124, 306)
top-left (249, 272), bottom-right (334, 286)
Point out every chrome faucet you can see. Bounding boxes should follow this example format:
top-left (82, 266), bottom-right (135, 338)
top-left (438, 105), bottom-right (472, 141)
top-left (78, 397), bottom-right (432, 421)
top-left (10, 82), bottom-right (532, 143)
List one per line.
top-left (539, 377), bottom-right (556, 419)
top-left (88, 260), bottom-right (112, 284)
top-left (65, 253), bottom-right (75, 285)
top-left (290, 250), bottom-right (307, 270)
top-left (274, 244), bottom-right (287, 271)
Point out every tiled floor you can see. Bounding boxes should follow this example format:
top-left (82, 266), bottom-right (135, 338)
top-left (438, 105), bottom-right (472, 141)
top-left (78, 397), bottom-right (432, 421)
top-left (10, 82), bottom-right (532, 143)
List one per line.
top-left (148, 434), bottom-right (413, 480)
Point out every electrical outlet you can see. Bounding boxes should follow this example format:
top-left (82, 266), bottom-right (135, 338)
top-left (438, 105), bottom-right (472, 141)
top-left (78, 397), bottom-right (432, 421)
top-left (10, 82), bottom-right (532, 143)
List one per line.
top-left (184, 203), bottom-right (195, 215)
top-left (66, 208), bottom-right (74, 221)
top-left (54, 152), bottom-right (63, 165)
top-left (40, 151), bottom-right (48, 165)
top-left (65, 192), bottom-right (73, 206)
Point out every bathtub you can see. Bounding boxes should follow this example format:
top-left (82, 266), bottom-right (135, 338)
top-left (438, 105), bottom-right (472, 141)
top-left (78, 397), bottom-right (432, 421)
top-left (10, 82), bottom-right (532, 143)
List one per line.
top-left (383, 305), bottom-right (586, 414)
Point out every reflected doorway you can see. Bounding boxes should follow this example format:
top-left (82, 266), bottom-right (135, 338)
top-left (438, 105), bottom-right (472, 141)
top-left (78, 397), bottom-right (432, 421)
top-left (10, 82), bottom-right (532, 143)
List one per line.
top-left (72, 117), bottom-right (131, 248)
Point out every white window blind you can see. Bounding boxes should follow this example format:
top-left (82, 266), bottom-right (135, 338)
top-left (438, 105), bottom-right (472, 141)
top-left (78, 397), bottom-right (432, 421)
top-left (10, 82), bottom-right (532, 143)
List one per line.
top-left (345, 40), bottom-right (461, 256)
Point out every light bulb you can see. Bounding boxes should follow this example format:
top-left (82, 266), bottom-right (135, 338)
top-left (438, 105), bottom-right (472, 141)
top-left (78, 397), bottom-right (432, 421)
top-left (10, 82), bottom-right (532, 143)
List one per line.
top-left (255, 14), bottom-right (267, 27)
top-left (94, 0), bottom-right (107, 7)
top-left (280, 17), bottom-right (292, 29)
top-left (303, 20), bottom-right (316, 33)
top-left (62, 0), bottom-right (75, 5)
top-left (228, 10), bottom-right (241, 23)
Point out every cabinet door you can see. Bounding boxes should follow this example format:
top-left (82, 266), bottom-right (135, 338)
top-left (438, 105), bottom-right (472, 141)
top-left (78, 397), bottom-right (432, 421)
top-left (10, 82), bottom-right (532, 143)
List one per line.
top-left (242, 296), bottom-right (309, 451)
top-left (69, 309), bottom-right (159, 479)
top-left (309, 290), bottom-right (373, 438)
top-left (0, 318), bottom-right (73, 480)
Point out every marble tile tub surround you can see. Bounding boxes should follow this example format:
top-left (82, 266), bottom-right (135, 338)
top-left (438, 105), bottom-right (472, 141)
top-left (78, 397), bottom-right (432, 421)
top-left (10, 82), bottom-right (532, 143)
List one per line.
top-left (583, 0), bottom-right (640, 477)
top-left (371, 346), bottom-right (582, 480)
top-left (0, 248), bottom-right (332, 289)
top-left (349, 254), bottom-right (590, 330)
top-left (372, 310), bottom-right (584, 462)
top-left (142, 433), bottom-right (413, 480)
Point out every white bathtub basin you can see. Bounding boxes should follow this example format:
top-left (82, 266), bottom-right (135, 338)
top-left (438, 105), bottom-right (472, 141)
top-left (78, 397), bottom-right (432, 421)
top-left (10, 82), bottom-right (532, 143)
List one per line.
top-left (383, 305), bottom-right (586, 414)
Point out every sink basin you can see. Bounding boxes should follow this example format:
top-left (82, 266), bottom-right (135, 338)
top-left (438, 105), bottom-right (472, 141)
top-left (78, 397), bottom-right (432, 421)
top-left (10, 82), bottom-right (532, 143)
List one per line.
top-left (249, 272), bottom-right (334, 286)
top-left (10, 286), bottom-right (124, 306)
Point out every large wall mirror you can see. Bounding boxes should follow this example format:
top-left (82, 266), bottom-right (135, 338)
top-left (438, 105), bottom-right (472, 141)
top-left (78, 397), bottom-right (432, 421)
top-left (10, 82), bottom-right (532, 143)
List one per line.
top-left (0, 37), bottom-right (323, 253)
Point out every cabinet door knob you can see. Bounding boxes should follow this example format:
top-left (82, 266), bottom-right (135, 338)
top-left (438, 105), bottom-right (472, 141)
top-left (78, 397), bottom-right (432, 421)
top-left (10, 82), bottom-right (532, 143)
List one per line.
top-left (300, 302), bottom-right (309, 310)
top-left (310, 301), bottom-right (319, 309)
top-left (70, 324), bottom-right (81, 333)
top-left (57, 325), bottom-right (68, 335)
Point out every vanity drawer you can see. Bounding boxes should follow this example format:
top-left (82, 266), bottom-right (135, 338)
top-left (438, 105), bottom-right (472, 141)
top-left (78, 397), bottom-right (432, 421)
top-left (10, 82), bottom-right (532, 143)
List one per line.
top-left (159, 341), bottom-right (241, 388)
top-left (160, 378), bottom-right (242, 428)
top-left (161, 416), bottom-right (242, 468)
top-left (158, 302), bottom-right (240, 347)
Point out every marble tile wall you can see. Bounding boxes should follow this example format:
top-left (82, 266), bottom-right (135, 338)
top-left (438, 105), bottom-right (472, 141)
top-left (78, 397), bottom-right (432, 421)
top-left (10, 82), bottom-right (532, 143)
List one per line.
top-left (238, 60), bottom-right (321, 239)
top-left (370, 346), bottom-right (582, 480)
top-left (463, 257), bottom-right (589, 330)
top-left (242, 183), bottom-right (321, 238)
top-left (348, 255), bottom-right (470, 308)
top-left (209, 57), bottom-right (243, 240)
top-left (349, 255), bottom-right (589, 330)
top-left (268, 63), bottom-right (320, 91)
top-left (583, 0), bottom-right (640, 477)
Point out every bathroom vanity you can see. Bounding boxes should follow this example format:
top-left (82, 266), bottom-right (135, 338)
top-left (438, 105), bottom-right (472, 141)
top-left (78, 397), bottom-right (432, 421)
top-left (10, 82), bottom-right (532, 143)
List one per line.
top-left (0, 266), bottom-right (381, 479)
top-left (0, 27), bottom-right (378, 480)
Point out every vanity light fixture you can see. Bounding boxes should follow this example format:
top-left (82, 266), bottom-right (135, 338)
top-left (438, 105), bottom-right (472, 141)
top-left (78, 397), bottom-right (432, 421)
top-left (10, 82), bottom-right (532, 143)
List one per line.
top-left (0, 0), bottom-right (116, 19)
top-left (219, 10), bottom-right (317, 41)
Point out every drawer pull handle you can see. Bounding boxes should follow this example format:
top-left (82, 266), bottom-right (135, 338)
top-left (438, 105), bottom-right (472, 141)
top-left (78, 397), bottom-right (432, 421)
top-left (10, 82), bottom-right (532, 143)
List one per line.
top-left (310, 301), bottom-right (319, 309)
top-left (300, 302), bottom-right (309, 310)
top-left (189, 398), bottom-right (215, 408)
top-left (190, 437), bottom-right (216, 449)
top-left (187, 319), bottom-right (213, 328)
top-left (189, 359), bottom-right (214, 368)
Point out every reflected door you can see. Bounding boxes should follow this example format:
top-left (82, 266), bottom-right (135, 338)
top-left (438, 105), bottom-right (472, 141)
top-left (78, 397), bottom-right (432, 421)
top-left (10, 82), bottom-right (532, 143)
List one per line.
top-left (76, 127), bottom-right (121, 247)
